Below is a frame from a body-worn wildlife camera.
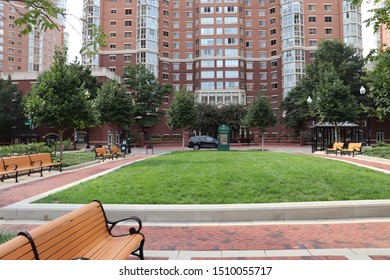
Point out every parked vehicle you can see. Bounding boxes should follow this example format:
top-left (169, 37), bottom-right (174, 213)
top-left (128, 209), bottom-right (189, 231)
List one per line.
top-left (187, 136), bottom-right (218, 150)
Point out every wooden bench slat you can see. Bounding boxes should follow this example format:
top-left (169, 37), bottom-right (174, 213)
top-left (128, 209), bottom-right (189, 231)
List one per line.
top-left (0, 235), bottom-right (36, 260)
top-left (1, 201), bottom-right (145, 260)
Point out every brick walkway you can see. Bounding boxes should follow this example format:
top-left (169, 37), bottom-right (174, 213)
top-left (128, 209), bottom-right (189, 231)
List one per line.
top-left (1, 147), bottom-right (390, 260)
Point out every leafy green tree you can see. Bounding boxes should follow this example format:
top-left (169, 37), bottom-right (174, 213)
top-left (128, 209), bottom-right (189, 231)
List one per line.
top-left (0, 76), bottom-right (24, 137)
top-left (219, 104), bottom-right (247, 138)
top-left (364, 49), bottom-right (390, 120)
top-left (282, 40), bottom-right (365, 141)
top-left (281, 82), bottom-right (311, 131)
top-left (23, 47), bottom-right (98, 159)
top-left (122, 64), bottom-right (173, 132)
top-left (313, 66), bottom-right (359, 141)
top-left (193, 103), bottom-right (220, 136)
top-left (167, 90), bottom-right (196, 149)
top-left (96, 80), bottom-right (135, 139)
top-left (244, 94), bottom-right (277, 151)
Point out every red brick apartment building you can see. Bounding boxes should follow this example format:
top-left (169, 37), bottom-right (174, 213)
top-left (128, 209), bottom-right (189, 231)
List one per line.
top-left (80, 0), bottom-right (375, 145)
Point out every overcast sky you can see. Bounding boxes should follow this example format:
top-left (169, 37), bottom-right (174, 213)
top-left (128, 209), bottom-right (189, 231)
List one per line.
top-left (64, 1), bottom-right (378, 62)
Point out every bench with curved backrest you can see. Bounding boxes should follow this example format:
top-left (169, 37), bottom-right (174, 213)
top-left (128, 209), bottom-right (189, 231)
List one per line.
top-left (0, 233), bottom-right (37, 260)
top-left (0, 157), bottom-right (18, 183)
top-left (341, 143), bottom-right (363, 157)
top-left (29, 153), bottom-right (62, 172)
top-left (109, 146), bottom-right (125, 159)
top-left (326, 142), bottom-right (344, 155)
top-left (0, 201), bottom-right (145, 260)
top-left (94, 147), bottom-right (113, 161)
top-left (1, 155), bottom-right (43, 183)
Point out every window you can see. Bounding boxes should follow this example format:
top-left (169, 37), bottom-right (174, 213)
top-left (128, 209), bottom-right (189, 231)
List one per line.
top-left (324, 4), bottom-right (332, 11)
top-left (125, 20), bottom-right (132, 26)
top-left (125, 9), bottom-right (132, 15)
top-left (308, 16), bottom-right (316, 23)
top-left (109, 55), bottom-right (116, 61)
top-left (110, 21), bottom-right (116, 26)
top-left (325, 28), bottom-right (333, 35)
top-left (109, 43), bottom-right (116, 49)
top-left (111, 9), bottom-right (117, 14)
top-left (124, 31), bottom-right (131, 38)
top-left (309, 28), bottom-right (317, 35)
top-left (325, 16), bottom-right (332, 23)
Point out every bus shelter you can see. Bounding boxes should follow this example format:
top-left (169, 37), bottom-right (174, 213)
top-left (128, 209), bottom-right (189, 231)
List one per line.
top-left (310, 122), bottom-right (360, 153)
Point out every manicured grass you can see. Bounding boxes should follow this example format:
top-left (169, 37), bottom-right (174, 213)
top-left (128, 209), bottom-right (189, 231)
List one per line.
top-left (0, 231), bottom-right (15, 244)
top-left (36, 151), bottom-right (390, 205)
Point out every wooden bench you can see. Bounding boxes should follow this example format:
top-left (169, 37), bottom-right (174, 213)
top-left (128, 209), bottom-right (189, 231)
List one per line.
top-left (0, 201), bottom-right (145, 260)
top-left (109, 146), bottom-right (125, 159)
top-left (94, 147), bottom-right (113, 161)
top-left (340, 143), bottom-right (363, 157)
top-left (2, 155), bottom-right (43, 183)
top-left (0, 157), bottom-right (18, 183)
top-left (0, 233), bottom-right (37, 260)
top-left (29, 153), bottom-right (62, 172)
top-left (325, 142), bottom-right (344, 155)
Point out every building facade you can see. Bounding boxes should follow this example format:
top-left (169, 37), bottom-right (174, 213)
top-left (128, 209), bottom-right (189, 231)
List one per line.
top-left (81, 0), bottom-right (364, 139)
top-left (0, 0), bottom-right (67, 73)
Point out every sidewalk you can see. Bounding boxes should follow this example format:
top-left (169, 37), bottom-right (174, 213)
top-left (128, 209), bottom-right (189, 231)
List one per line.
top-left (1, 145), bottom-right (390, 260)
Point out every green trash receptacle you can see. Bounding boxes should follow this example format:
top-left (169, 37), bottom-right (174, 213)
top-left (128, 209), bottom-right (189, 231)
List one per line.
top-left (120, 140), bottom-right (127, 154)
top-left (218, 124), bottom-right (231, 151)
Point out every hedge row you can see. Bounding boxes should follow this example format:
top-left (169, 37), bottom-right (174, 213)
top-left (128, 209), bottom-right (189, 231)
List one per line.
top-left (0, 143), bottom-right (54, 157)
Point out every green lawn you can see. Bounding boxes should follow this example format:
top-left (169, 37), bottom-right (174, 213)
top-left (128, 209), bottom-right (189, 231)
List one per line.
top-left (36, 151), bottom-right (390, 205)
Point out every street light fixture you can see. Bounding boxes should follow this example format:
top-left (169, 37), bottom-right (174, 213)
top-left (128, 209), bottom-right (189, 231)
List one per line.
top-left (359, 86), bottom-right (370, 146)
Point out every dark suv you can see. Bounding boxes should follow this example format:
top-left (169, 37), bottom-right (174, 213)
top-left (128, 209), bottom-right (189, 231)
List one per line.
top-left (188, 136), bottom-right (218, 150)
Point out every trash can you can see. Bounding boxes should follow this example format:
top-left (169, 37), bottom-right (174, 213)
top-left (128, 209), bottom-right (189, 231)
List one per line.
top-left (218, 124), bottom-right (231, 151)
top-left (120, 140), bottom-right (127, 154)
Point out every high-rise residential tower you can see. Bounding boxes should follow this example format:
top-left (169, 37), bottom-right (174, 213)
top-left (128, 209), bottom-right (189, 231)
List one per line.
top-left (0, 0), bottom-right (67, 73)
top-left (82, 0), bottom-right (363, 136)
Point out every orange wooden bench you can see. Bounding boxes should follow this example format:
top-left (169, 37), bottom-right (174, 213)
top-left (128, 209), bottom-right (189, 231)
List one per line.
top-left (340, 143), bottom-right (363, 157)
top-left (0, 157), bottom-right (18, 183)
top-left (29, 153), bottom-right (62, 172)
top-left (0, 200), bottom-right (145, 260)
top-left (109, 146), bottom-right (125, 159)
top-left (2, 155), bottom-right (43, 183)
top-left (0, 233), bottom-right (37, 260)
top-left (325, 142), bottom-right (344, 155)
top-left (94, 147), bottom-right (113, 161)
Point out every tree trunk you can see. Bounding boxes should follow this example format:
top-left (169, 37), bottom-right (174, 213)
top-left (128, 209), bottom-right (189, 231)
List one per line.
top-left (261, 132), bottom-right (265, 151)
top-left (58, 128), bottom-right (65, 161)
top-left (181, 128), bottom-right (185, 150)
top-left (333, 122), bottom-right (339, 142)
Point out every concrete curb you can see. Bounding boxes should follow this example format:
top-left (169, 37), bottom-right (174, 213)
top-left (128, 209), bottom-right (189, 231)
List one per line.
top-left (2, 200), bottom-right (390, 223)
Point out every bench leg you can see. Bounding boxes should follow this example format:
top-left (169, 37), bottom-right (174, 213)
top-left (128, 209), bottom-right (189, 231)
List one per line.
top-left (131, 238), bottom-right (145, 260)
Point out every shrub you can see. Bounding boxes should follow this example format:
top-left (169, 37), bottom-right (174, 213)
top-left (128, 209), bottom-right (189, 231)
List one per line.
top-left (0, 142), bottom-right (53, 157)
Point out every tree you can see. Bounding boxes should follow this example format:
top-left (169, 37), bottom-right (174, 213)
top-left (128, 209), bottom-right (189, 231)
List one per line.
top-left (0, 76), bottom-right (24, 137)
top-left (313, 66), bottom-right (359, 141)
top-left (23, 47), bottom-right (98, 159)
top-left (219, 104), bottom-right (247, 138)
top-left (193, 103), bottom-right (220, 136)
top-left (244, 94), bottom-right (277, 151)
top-left (96, 80), bottom-right (135, 139)
top-left (167, 90), bottom-right (196, 149)
top-left (281, 40), bottom-right (365, 141)
top-left (122, 64), bottom-right (173, 132)
top-left (364, 49), bottom-right (390, 120)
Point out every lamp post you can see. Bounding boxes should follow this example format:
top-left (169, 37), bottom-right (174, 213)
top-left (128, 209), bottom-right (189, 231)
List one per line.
top-left (360, 86), bottom-right (370, 146)
top-left (307, 96), bottom-right (315, 152)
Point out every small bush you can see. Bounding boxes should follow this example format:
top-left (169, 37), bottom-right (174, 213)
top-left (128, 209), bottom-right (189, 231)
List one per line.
top-left (0, 142), bottom-right (53, 157)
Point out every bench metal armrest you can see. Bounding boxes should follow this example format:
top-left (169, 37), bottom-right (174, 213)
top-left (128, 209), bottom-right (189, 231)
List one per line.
top-left (5, 164), bottom-right (17, 171)
top-left (31, 160), bottom-right (43, 167)
top-left (107, 216), bottom-right (143, 236)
